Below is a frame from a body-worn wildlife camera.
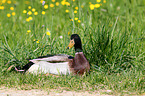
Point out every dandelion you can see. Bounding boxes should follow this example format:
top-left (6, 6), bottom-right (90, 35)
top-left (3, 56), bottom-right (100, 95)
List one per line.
top-left (2, 0), bottom-right (6, 3)
top-left (78, 20), bottom-right (81, 23)
top-left (90, 4), bottom-right (94, 10)
top-left (96, 0), bottom-right (101, 2)
top-left (56, 2), bottom-right (59, 6)
top-left (73, 0), bottom-right (75, 1)
top-left (12, 12), bottom-right (15, 16)
top-left (103, 0), bottom-right (106, 3)
top-left (36, 40), bottom-right (39, 43)
top-left (29, 16), bottom-right (32, 20)
top-left (7, 13), bottom-right (11, 17)
top-left (44, 5), bottom-right (48, 9)
top-left (40, 0), bottom-right (43, 3)
top-left (50, 4), bottom-right (54, 7)
top-left (25, 1), bottom-right (30, 4)
top-left (74, 10), bottom-right (77, 14)
top-left (33, 39), bottom-right (36, 41)
top-left (23, 10), bottom-right (27, 13)
top-left (74, 17), bottom-right (78, 20)
top-left (65, 2), bottom-right (70, 6)
top-left (10, 7), bottom-right (14, 10)
top-left (95, 4), bottom-right (100, 8)
top-left (75, 7), bottom-right (78, 10)
top-left (70, 19), bottom-right (73, 21)
top-left (61, 1), bottom-right (65, 5)
top-left (34, 12), bottom-right (38, 15)
top-left (81, 5), bottom-right (84, 8)
top-left (32, 8), bottom-right (36, 12)
top-left (26, 18), bottom-right (30, 22)
top-left (27, 30), bottom-right (31, 33)
top-left (7, 1), bottom-right (11, 4)
top-left (28, 11), bottom-right (32, 15)
top-left (28, 6), bottom-right (31, 9)
top-left (46, 31), bottom-right (51, 36)
top-left (68, 32), bottom-right (70, 35)
top-left (42, 11), bottom-right (45, 15)
top-left (0, 6), bottom-right (4, 10)
top-left (65, 9), bottom-right (69, 13)
top-left (52, 0), bottom-right (55, 2)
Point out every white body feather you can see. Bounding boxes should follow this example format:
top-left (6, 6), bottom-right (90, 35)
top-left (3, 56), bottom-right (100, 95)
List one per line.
top-left (27, 61), bottom-right (70, 75)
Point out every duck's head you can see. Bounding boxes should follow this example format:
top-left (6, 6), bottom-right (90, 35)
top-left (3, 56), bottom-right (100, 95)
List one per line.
top-left (67, 34), bottom-right (82, 52)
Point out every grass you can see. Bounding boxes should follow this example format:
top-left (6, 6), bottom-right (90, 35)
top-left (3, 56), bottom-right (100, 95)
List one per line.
top-left (0, 0), bottom-right (145, 95)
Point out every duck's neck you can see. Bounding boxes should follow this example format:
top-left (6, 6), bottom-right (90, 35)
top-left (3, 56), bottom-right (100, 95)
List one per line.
top-left (75, 48), bottom-right (83, 52)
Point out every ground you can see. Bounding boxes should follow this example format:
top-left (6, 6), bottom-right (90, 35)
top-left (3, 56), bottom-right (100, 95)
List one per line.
top-left (0, 87), bottom-right (113, 96)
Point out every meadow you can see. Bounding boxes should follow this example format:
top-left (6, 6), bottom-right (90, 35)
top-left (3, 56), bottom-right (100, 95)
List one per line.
top-left (0, 0), bottom-right (145, 95)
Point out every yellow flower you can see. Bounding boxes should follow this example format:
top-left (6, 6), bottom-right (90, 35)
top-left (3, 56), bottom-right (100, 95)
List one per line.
top-left (29, 16), bottom-right (32, 20)
top-left (74, 17), bottom-right (78, 20)
top-left (52, 0), bottom-right (55, 2)
top-left (81, 5), bottom-right (84, 8)
top-left (33, 39), bottom-right (36, 41)
top-left (78, 20), bottom-right (81, 23)
top-left (42, 11), bottom-right (45, 15)
top-left (23, 10), bottom-right (27, 13)
top-left (73, 0), bottom-right (75, 1)
top-left (27, 30), bottom-right (31, 33)
top-left (46, 31), bottom-right (51, 36)
top-left (75, 7), bottom-right (78, 10)
top-left (25, 1), bottom-right (30, 4)
top-left (7, 13), bottom-right (11, 17)
top-left (40, 0), bottom-right (43, 3)
top-left (28, 11), bottom-right (32, 15)
top-left (10, 7), bottom-right (14, 10)
top-left (26, 18), bottom-right (29, 22)
top-left (2, 0), bottom-right (6, 3)
top-left (68, 32), bottom-right (70, 35)
top-left (12, 12), bottom-right (15, 16)
top-left (95, 4), bottom-right (100, 8)
top-left (103, 0), bottom-right (106, 3)
top-left (28, 6), bottom-right (31, 9)
top-left (70, 19), bottom-right (73, 21)
top-left (90, 4), bottom-right (94, 10)
top-left (65, 9), bottom-right (69, 13)
top-left (36, 41), bottom-right (39, 43)
top-left (44, 5), bottom-right (48, 9)
top-left (0, 6), bottom-right (4, 10)
top-left (74, 10), bottom-right (77, 13)
top-left (50, 4), bottom-right (54, 7)
top-left (7, 1), bottom-right (11, 4)
top-left (61, 1), bottom-right (65, 5)
top-left (96, 0), bottom-right (101, 2)
top-left (65, 2), bottom-right (70, 6)
top-left (34, 12), bottom-right (38, 15)
top-left (32, 8), bottom-right (36, 12)
top-left (56, 2), bottom-right (59, 6)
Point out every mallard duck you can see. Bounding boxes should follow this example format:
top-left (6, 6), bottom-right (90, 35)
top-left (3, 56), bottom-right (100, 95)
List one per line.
top-left (15, 34), bottom-right (90, 75)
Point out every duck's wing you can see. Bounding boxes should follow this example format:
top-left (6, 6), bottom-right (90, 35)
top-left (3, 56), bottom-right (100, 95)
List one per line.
top-left (15, 54), bottom-right (71, 72)
top-left (29, 54), bottom-right (70, 63)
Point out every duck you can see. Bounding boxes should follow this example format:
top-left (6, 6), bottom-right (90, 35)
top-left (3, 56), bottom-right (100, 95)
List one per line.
top-left (15, 34), bottom-right (90, 75)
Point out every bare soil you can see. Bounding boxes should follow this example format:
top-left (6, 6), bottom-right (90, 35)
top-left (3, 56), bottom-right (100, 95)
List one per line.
top-left (0, 87), bottom-right (113, 96)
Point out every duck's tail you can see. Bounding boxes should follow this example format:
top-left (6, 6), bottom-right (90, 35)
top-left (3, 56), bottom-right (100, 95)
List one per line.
top-left (15, 62), bottom-right (34, 72)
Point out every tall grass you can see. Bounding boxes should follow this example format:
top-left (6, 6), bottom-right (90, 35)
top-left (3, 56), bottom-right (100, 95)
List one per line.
top-left (0, 0), bottom-right (144, 95)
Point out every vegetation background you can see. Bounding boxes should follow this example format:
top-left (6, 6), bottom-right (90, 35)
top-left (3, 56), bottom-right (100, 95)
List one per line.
top-left (0, 0), bottom-right (144, 95)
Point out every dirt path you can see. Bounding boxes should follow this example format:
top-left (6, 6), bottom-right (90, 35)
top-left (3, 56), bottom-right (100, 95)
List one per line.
top-left (0, 87), bottom-right (113, 96)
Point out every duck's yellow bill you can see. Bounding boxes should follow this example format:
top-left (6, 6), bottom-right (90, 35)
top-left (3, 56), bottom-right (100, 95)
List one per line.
top-left (67, 39), bottom-right (75, 49)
